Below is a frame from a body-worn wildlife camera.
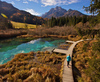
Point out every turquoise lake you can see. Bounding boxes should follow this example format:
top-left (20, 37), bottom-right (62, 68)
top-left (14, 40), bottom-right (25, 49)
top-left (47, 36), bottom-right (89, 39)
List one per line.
top-left (0, 38), bottom-right (66, 64)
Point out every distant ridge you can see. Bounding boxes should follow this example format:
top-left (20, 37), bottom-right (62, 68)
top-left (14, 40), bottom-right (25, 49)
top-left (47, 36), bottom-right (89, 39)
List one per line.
top-left (42, 6), bottom-right (85, 18)
top-left (0, 1), bottom-right (44, 24)
top-left (63, 9), bottom-right (84, 17)
top-left (42, 6), bottom-right (67, 18)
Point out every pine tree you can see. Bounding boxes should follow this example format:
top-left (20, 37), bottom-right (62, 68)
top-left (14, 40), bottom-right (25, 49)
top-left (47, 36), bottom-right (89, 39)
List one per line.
top-left (84, 0), bottom-right (100, 15)
top-left (66, 17), bottom-right (69, 26)
top-left (59, 19), bottom-right (62, 26)
top-left (73, 16), bottom-right (76, 26)
top-left (82, 15), bottom-right (87, 24)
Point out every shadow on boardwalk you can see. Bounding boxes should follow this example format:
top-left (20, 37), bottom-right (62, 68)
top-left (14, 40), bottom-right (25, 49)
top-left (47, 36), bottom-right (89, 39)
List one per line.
top-left (63, 39), bottom-right (91, 82)
top-left (52, 39), bottom-right (91, 82)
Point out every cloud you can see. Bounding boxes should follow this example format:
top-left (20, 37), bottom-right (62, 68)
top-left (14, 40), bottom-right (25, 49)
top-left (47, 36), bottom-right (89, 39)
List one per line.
top-left (41, 0), bottom-right (79, 6)
top-left (25, 9), bottom-right (41, 16)
top-left (16, 0), bottom-right (20, 1)
top-left (10, 1), bottom-right (15, 5)
top-left (67, 0), bottom-right (79, 4)
top-left (23, 0), bottom-right (38, 4)
top-left (28, 0), bottom-right (38, 3)
top-left (23, 1), bottom-right (28, 4)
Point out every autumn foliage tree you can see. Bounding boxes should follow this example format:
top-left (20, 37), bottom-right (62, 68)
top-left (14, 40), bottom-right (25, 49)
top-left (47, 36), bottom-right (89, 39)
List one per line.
top-left (0, 16), bottom-right (13, 29)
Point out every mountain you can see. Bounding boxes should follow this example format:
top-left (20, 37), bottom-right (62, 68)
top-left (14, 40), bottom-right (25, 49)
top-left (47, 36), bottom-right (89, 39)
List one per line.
top-left (0, 1), bottom-right (44, 24)
top-left (63, 9), bottom-right (84, 17)
top-left (42, 6), bottom-right (67, 18)
top-left (42, 6), bottom-right (84, 18)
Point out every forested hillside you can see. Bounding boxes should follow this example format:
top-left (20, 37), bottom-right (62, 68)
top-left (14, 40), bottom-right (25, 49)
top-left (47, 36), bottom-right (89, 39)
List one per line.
top-left (0, 1), bottom-right (44, 25)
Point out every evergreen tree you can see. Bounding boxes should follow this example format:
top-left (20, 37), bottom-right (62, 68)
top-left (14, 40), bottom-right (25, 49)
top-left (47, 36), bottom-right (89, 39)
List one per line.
top-left (59, 19), bottom-right (62, 26)
top-left (45, 16), bottom-right (91, 27)
top-left (66, 17), bottom-right (69, 26)
top-left (84, 0), bottom-right (100, 15)
top-left (76, 16), bottom-right (82, 24)
top-left (82, 15), bottom-right (87, 23)
top-left (73, 16), bottom-right (76, 26)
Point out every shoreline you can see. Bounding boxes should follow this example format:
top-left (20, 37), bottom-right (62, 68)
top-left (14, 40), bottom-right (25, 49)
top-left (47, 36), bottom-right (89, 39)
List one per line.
top-left (17, 34), bottom-right (68, 39)
top-left (0, 29), bottom-right (27, 40)
top-left (17, 34), bottom-right (82, 41)
top-left (0, 50), bottom-right (67, 82)
top-left (0, 37), bottom-right (70, 65)
top-left (0, 35), bottom-right (93, 81)
top-left (0, 37), bottom-right (71, 81)
top-left (0, 35), bottom-right (82, 82)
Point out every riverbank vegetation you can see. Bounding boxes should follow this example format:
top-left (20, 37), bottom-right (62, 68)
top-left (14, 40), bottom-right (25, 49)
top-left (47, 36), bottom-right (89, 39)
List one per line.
top-left (28, 26), bottom-right (77, 37)
top-left (0, 16), bottom-right (28, 39)
top-left (0, 51), bottom-right (66, 82)
top-left (0, 29), bottom-right (27, 39)
top-left (73, 36), bottom-right (100, 82)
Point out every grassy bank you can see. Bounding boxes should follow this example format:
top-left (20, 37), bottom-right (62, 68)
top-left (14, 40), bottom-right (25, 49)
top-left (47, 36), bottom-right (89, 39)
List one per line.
top-left (28, 26), bottom-right (77, 36)
top-left (0, 29), bottom-right (27, 39)
top-left (0, 51), bottom-right (66, 82)
top-left (18, 26), bottom-right (81, 41)
top-left (72, 38), bottom-right (100, 82)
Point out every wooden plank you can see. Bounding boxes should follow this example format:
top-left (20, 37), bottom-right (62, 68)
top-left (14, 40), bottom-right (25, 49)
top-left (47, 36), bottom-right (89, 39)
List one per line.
top-left (66, 40), bottom-right (75, 43)
top-left (52, 39), bottom-right (91, 82)
top-left (63, 39), bottom-right (91, 82)
top-left (53, 48), bottom-right (67, 54)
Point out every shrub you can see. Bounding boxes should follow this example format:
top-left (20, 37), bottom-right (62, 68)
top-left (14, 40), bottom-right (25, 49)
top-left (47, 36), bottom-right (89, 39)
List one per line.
top-left (45, 77), bottom-right (52, 82)
top-left (7, 74), bottom-right (13, 82)
top-left (17, 70), bottom-right (30, 80)
top-left (0, 68), bottom-right (9, 76)
top-left (30, 67), bottom-right (60, 82)
top-left (82, 42), bottom-right (89, 52)
top-left (84, 58), bottom-right (100, 82)
top-left (92, 41), bottom-right (100, 52)
top-left (0, 51), bottom-right (66, 82)
top-left (28, 26), bottom-right (77, 36)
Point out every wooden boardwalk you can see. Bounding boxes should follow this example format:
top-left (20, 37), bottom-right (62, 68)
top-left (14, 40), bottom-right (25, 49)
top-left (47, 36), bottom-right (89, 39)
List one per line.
top-left (66, 40), bottom-right (75, 43)
top-left (53, 39), bottom-right (91, 82)
top-left (53, 49), bottom-right (67, 54)
top-left (63, 41), bottom-right (78, 82)
top-left (63, 39), bottom-right (92, 82)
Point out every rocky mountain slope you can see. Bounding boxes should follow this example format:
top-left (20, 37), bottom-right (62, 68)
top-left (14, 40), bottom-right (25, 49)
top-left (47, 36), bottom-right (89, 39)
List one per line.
top-left (42, 6), bottom-right (84, 18)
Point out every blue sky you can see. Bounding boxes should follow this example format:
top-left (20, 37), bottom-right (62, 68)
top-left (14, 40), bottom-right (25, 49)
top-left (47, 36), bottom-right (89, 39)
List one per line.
top-left (1, 0), bottom-right (91, 16)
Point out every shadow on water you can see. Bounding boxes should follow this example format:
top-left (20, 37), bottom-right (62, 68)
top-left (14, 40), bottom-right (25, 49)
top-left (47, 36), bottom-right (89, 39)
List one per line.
top-left (0, 37), bottom-right (35, 52)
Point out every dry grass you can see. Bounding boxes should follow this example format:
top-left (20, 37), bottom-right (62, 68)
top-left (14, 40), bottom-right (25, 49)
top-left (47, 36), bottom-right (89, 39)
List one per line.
top-left (28, 26), bottom-right (77, 36)
top-left (72, 40), bottom-right (98, 82)
top-left (0, 51), bottom-right (66, 82)
top-left (94, 23), bottom-right (100, 30)
top-left (0, 29), bottom-right (27, 39)
top-left (68, 35), bottom-right (82, 41)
